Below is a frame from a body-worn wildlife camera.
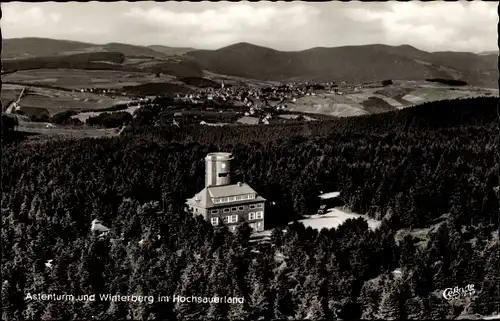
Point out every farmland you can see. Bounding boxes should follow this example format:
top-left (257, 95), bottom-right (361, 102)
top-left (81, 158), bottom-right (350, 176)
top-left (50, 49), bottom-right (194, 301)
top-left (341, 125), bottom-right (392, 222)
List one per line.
top-left (2, 84), bottom-right (131, 116)
top-left (2, 69), bottom-right (178, 90)
top-left (287, 80), bottom-right (499, 117)
top-left (14, 119), bottom-right (123, 141)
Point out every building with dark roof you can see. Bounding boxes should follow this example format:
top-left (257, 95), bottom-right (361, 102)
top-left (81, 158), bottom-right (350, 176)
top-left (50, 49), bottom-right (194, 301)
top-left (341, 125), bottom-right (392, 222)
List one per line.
top-left (186, 152), bottom-right (265, 232)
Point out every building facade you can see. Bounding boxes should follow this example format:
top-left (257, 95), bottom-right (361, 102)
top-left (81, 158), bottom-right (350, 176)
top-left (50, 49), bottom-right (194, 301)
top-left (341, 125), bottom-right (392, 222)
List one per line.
top-left (186, 152), bottom-right (265, 232)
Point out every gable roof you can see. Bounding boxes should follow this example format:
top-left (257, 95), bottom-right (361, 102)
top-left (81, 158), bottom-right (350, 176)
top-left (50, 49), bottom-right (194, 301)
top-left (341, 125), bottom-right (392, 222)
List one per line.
top-left (208, 182), bottom-right (256, 198)
top-left (186, 182), bottom-right (266, 209)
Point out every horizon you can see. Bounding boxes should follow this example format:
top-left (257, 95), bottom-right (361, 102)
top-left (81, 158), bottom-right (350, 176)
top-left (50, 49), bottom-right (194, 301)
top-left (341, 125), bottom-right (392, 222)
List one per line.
top-left (3, 37), bottom-right (497, 55)
top-left (1, 1), bottom-right (497, 53)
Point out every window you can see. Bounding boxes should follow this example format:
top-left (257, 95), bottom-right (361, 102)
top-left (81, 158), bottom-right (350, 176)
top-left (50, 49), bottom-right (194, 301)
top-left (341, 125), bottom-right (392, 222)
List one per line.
top-left (211, 217), bottom-right (219, 226)
top-left (249, 194), bottom-right (255, 199)
top-left (256, 222), bottom-right (262, 230)
top-left (240, 195), bottom-right (248, 200)
top-left (223, 216), bottom-right (229, 223)
top-left (218, 172), bottom-right (228, 178)
top-left (223, 208), bottom-right (230, 213)
top-left (231, 207), bottom-right (237, 212)
top-left (238, 206), bottom-right (245, 211)
top-left (213, 198), bottom-right (220, 204)
top-left (228, 215), bottom-right (238, 223)
top-left (235, 196), bottom-right (241, 201)
top-left (211, 209), bottom-right (219, 214)
top-left (248, 212), bottom-right (255, 220)
top-left (229, 196), bottom-right (236, 202)
top-left (256, 203), bottom-right (263, 208)
top-left (255, 211), bottom-right (264, 219)
top-left (249, 204), bottom-right (256, 209)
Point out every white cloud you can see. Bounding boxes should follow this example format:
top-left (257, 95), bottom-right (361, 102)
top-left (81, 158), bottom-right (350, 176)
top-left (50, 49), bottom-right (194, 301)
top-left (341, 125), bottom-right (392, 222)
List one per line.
top-left (343, 1), bottom-right (497, 52)
top-left (121, 4), bottom-right (321, 48)
top-left (2, 6), bottom-right (60, 28)
top-left (1, 2), bottom-right (496, 52)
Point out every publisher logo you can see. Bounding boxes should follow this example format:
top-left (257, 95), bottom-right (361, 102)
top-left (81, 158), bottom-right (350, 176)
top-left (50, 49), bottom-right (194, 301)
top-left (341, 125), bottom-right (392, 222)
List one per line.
top-left (442, 284), bottom-right (476, 300)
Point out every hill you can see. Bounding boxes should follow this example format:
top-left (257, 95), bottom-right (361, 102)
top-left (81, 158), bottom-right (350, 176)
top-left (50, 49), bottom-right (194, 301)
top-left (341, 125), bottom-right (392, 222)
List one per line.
top-left (478, 50), bottom-right (499, 56)
top-left (2, 38), bottom-right (186, 59)
top-left (187, 43), bottom-right (498, 87)
top-left (1, 52), bottom-right (127, 73)
top-left (147, 45), bottom-right (196, 56)
top-left (1, 38), bottom-right (95, 59)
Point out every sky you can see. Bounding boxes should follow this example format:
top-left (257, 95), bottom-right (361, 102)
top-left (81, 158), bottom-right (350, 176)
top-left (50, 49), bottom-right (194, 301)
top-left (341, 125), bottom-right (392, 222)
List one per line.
top-left (1, 1), bottom-right (498, 53)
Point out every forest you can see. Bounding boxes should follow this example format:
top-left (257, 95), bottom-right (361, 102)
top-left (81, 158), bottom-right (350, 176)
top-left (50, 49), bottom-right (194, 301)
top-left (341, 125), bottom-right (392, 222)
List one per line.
top-left (1, 96), bottom-right (499, 320)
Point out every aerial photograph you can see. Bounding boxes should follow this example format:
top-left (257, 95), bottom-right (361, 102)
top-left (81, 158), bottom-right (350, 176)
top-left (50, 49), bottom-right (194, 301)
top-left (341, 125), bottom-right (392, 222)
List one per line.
top-left (1, 1), bottom-right (499, 320)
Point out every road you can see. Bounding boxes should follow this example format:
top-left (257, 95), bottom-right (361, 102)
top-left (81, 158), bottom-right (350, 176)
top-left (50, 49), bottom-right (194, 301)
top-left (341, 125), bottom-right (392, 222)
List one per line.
top-left (5, 86), bottom-right (27, 114)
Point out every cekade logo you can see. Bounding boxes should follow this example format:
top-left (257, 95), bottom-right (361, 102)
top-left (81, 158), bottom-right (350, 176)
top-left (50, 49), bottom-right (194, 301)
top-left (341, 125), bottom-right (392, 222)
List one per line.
top-left (442, 284), bottom-right (476, 300)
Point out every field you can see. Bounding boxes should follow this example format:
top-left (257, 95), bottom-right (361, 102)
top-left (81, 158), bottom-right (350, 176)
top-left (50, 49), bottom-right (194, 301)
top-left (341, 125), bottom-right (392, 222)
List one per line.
top-left (3, 68), bottom-right (177, 89)
top-left (202, 70), bottom-right (280, 88)
top-left (71, 105), bottom-right (141, 122)
top-left (1, 84), bottom-right (24, 109)
top-left (14, 119), bottom-right (122, 140)
top-left (287, 80), bottom-right (499, 117)
top-left (1, 83), bottom-right (131, 116)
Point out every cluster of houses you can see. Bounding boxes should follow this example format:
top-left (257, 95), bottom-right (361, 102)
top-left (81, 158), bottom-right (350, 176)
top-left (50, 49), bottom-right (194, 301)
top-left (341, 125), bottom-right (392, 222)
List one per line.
top-left (173, 80), bottom-right (363, 110)
top-left (77, 79), bottom-right (367, 128)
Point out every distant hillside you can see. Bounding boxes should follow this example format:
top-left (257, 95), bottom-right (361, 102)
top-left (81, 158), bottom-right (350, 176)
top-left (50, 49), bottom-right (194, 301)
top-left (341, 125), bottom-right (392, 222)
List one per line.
top-left (3, 38), bottom-right (497, 88)
top-left (147, 45), bottom-right (196, 56)
top-left (478, 50), bottom-right (499, 56)
top-left (2, 38), bottom-right (186, 59)
top-left (187, 43), bottom-right (498, 87)
top-left (1, 52), bottom-right (127, 72)
top-left (2, 38), bottom-right (94, 59)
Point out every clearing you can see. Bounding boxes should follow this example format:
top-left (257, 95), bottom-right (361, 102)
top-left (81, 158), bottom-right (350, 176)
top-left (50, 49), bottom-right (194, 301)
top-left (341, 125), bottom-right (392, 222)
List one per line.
top-left (297, 207), bottom-right (381, 231)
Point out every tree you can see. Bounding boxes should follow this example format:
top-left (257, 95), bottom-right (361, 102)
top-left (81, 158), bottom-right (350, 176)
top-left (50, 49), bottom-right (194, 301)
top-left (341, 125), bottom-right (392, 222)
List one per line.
top-left (406, 296), bottom-right (428, 319)
top-left (377, 281), bottom-right (402, 320)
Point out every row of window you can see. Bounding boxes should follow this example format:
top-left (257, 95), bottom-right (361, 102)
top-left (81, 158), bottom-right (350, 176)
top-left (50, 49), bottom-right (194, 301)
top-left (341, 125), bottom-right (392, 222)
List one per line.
top-left (210, 203), bottom-right (262, 214)
top-left (210, 211), bottom-right (263, 226)
top-left (212, 194), bottom-right (255, 204)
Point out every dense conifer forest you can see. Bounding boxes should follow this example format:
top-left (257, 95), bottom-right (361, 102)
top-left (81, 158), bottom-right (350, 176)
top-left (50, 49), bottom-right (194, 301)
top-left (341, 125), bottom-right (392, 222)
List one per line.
top-left (2, 97), bottom-right (499, 320)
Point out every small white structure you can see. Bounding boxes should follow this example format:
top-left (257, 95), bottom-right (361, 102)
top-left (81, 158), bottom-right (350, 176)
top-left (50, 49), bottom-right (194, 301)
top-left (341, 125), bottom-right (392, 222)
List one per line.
top-left (392, 268), bottom-right (402, 278)
top-left (319, 191), bottom-right (341, 200)
top-left (91, 219), bottom-right (110, 233)
top-left (45, 259), bottom-right (53, 269)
